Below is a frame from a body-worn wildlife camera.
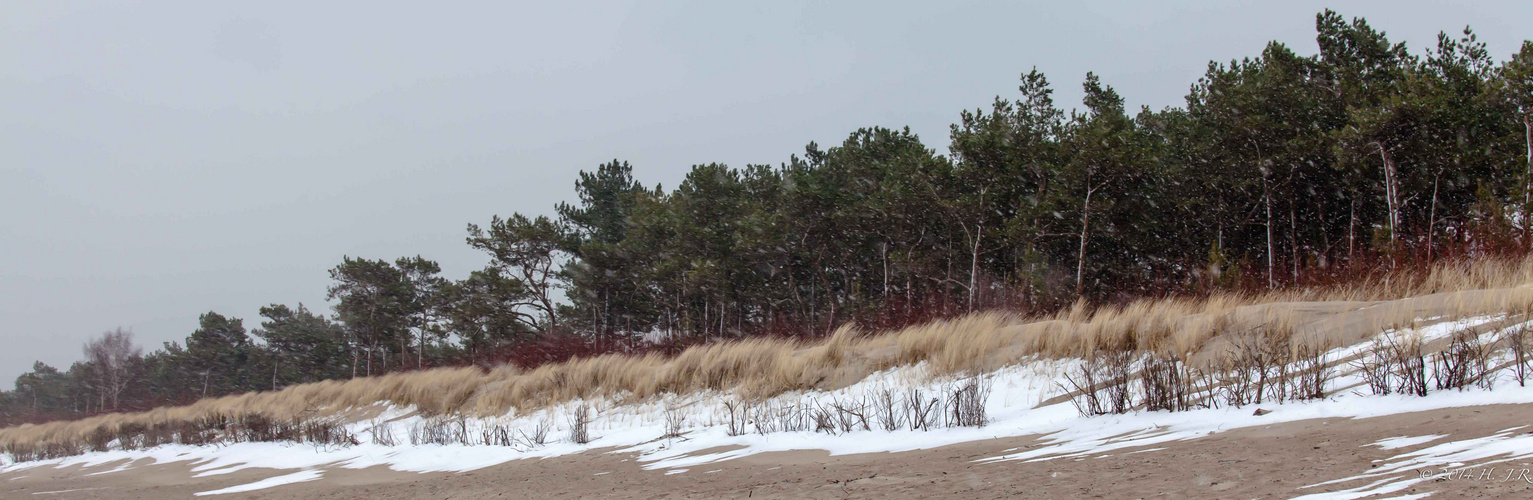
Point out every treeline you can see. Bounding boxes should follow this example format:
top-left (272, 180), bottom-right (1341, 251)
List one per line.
top-left (3, 11), bottom-right (1532, 426)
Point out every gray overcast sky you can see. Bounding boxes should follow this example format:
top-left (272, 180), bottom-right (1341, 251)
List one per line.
top-left (2, 1), bottom-right (1530, 387)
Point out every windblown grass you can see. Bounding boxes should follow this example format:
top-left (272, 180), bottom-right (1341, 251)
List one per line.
top-left (6, 255), bottom-right (1533, 458)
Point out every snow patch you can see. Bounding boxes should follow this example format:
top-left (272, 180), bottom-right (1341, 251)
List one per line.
top-left (1297, 426), bottom-right (1533, 499)
top-left (194, 469), bottom-right (322, 496)
top-left (1368, 435), bottom-right (1447, 450)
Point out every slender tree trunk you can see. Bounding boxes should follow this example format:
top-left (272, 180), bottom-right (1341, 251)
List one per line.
top-left (1348, 197), bottom-right (1357, 267)
top-left (1212, 226), bottom-right (1224, 288)
top-left (809, 261), bottom-right (817, 330)
top-left (824, 268), bottom-right (837, 334)
top-left (1524, 116), bottom-right (1532, 249)
top-left (1317, 200), bottom-right (1331, 269)
top-left (1265, 177), bottom-right (1275, 290)
top-left (969, 223), bottom-right (982, 312)
top-left (1290, 201), bottom-right (1299, 285)
top-left (1429, 174), bottom-right (1441, 264)
top-left (881, 242), bottom-right (889, 301)
top-left (365, 303), bottom-right (378, 376)
top-left (966, 188), bottom-right (988, 311)
top-left (905, 276), bottom-right (912, 318)
top-left (1376, 143), bottom-right (1401, 247)
top-left (1076, 184), bottom-right (1096, 298)
top-left (538, 258), bottom-right (558, 329)
top-left (944, 257), bottom-right (953, 310)
top-left (108, 370), bottom-right (118, 410)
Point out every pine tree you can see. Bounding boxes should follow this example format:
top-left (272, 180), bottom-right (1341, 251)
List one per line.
top-left (327, 257), bottom-right (410, 377)
top-left (185, 312), bottom-right (252, 398)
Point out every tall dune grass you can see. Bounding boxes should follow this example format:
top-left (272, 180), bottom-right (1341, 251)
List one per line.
top-left (6, 255), bottom-right (1533, 458)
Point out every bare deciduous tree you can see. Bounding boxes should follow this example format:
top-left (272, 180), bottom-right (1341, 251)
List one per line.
top-left (83, 328), bottom-right (142, 411)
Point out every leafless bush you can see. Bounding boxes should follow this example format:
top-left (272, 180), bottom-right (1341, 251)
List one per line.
top-left (520, 416), bottom-right (551, 446)
top-left (4, 440), bottom-right (82, 462)
top-left (872, 387), bottom-right (901, 431)
top-left (743, 401), bottom-right (809, 434)
top-left (271, 418), bottom-right (301, 443)
top-left (1353, 337), bottom-right (1393, 395)
top-left (1196, 365), bottom-right (1222, 408)
top-left (1170, 357), bottom-right (1218, 410)
top-left (1220, 327), bottom-right (1294, 406)
top-left (115, 423), bottom-right (148, 450)
top-left (481, 421), bottom-right (513, 446)
top-left (663, 402), bottom-right (688, 438)
top-left (53, 441), bottom-right (84, 459)
top-left (1064, 348), bottom-right (1133, 415)
top-left (2, 444), bottom-right (33, 462)
top-left (904, 387), bottom-right (942, 431)
top-left (1250, 327), bottom-right (1292, 403)
top-left (409, 417), bottom-right (452, 445)
top-left (2, 443), bottom-right (37, 462)
top-left (947, 377), bottom-right (991, 428)
top-left (1140, 354), bottom-right (1187, 411)
top-left (1101, 349), bottom-right (1134, 413)
top-left (303, 419), bottom-right (358, 447)
top-left (176, 418), bottom-right (220, 446)
top-left (1291, 340), bottom-right (1334, 400)
top-left (232, 414), bottom-right (266, 443)
top-left (567, 405), bottom-right (593, 444)
top-left (749, 401), bottom-right (809, 435)
top-left (1504, 325), bottom-right (1532, 386)
top-left (6, 413), bottom-right (371, 462)
top-left (230, 413), bottom-right (301, 443)
top-left (1217, 350), bottom-right (1257, 408)
top-left (452, 417), bottom-right (470, 444)
top-left (811, 401), bottom-right (838, 434)
top-left (370, 420), bottom-right (398, 446)
top-left (405, 416), bottom-right (465, 446)
top-left (1066, 351), bottom-right (1128, 415)
top-left (748, 403), bottom-right (776, 435)
top-left (721, 398), bottom-right (750, 437)
top-left (1434, 329), bottom-right (1491, 391)
top-left (829, 395), bottom-right (870, 433)
top-left (778, 402), bottom-right (809, 433)
top-left (1062, 356), bottom-right (1104, 416)
top-left (146, 423), bottom-right (177, 448)
top-left (1265, 352), bottom-right (1292, 403)
top-left (84, 426), bottom-right (114, 452)
top-left (1389, 335), bottom-right (1429, 397)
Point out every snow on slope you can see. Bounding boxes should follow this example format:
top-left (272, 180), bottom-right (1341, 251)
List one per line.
top-left (4, 314), bottom-right (1530, 497)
